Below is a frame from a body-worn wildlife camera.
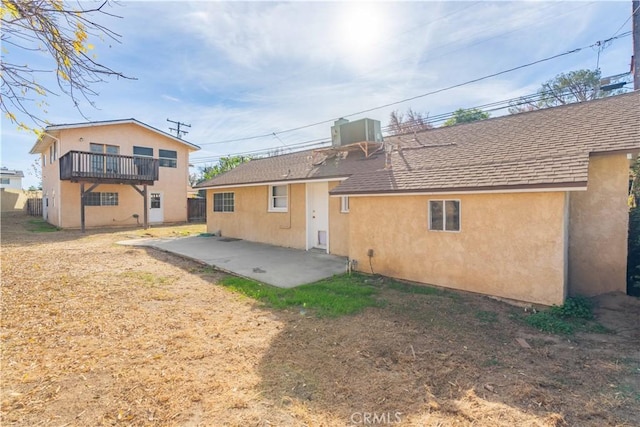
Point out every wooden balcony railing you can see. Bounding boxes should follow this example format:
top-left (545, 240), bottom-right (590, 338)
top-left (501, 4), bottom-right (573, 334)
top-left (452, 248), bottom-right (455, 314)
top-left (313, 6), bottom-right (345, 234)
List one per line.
top-left (59, 151), bottom-right (159, 184)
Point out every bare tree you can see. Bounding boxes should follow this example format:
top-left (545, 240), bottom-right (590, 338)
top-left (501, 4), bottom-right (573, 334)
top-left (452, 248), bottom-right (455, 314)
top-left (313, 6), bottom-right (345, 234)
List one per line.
top-left (508, 69), bottom-right (620, 114)
top-left (388, 108), bottom-right (433, 135)
top-left (1, 0), bottom-right (133, 132)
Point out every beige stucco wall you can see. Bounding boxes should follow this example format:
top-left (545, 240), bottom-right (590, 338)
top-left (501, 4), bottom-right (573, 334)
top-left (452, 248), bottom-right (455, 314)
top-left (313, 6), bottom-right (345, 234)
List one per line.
top-left (568, 154), bottom-right (629, 296)
top-left (38, 123), bottom-right (193, 228)
top-left (329, 182), bottom-right (350, 256)
top-left (206, 184), bottom-right (306, 249)
top-left (1, 189), bottom-right (29, 212)
top-left (348, 192), bottom-right (568, 306)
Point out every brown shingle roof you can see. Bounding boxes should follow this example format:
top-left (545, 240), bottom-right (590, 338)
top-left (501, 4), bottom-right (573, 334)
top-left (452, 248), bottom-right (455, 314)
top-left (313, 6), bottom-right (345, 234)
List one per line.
top-left (332, 90), bottom-right (639, 194)
top-left (195, 145), bottom-right (384, 188)
top-left (196, 91), bottom-right (639, 193)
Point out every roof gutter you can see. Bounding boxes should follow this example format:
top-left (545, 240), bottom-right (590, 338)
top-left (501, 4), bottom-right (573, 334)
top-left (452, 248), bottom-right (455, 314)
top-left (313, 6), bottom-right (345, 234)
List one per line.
top-left (196, 176), bottom-right (348, 190)
top-left (29, 131), bottom-right (60, 154)
top-left (329, 182), bottom-right (588, 197)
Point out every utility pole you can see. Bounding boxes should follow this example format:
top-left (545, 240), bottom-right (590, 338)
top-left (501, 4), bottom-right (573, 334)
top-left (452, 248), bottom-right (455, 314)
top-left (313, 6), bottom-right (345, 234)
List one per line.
top-left (633, 0), bottom-right (640, 89)
top-left (167, 118), bottom-right (191, 139)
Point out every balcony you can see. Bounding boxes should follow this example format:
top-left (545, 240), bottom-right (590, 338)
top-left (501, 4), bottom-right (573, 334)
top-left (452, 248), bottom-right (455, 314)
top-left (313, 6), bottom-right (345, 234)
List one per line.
top-left (59, 151), bottom-right (159, 185)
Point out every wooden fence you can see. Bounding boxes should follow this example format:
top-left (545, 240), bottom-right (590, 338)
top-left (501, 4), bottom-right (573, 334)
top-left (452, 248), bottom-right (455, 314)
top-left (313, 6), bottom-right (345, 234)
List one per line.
top-left (27, 197), bottom-right (43, 216)
top-left (187, 198), bottom-right (206, 223)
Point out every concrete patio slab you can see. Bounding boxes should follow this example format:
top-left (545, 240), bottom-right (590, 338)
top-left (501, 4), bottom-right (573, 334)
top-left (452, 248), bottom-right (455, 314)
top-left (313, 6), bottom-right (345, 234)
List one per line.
top-left (119, 235), bottom-right (348, 288)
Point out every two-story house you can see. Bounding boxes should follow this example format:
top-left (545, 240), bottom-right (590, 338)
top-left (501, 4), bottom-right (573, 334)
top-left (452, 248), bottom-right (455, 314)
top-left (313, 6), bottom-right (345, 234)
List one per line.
top-left (0, 167), bottom-right (24, 190)
top-left (29, 119), bottom-right (200, 230)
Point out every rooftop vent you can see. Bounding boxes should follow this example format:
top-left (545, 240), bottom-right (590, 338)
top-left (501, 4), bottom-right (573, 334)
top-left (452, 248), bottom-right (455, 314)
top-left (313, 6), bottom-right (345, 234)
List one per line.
top-left (331, 118), bottom-right (383, 148)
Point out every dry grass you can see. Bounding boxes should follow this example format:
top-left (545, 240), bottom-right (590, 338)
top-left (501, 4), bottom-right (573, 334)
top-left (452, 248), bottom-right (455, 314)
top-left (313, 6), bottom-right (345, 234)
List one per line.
top-left (1, 212), bottom-right (639, 426)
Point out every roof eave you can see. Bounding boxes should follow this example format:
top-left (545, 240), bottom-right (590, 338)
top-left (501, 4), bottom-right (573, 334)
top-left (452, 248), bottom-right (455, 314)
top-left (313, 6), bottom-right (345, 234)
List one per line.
top-left (195, 175), bottom-right (350, 190)
top-left (330, 181), bottom-right (588, 196)
top-left (33, 119), bottom-right (201, 151)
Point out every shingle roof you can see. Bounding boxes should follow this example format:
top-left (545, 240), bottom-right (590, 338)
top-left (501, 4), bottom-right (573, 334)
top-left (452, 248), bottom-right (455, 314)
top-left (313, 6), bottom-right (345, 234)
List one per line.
top-left (195, 145), bottom-right (384, 188)
top-left (197, 91), bottom-right (640, 193)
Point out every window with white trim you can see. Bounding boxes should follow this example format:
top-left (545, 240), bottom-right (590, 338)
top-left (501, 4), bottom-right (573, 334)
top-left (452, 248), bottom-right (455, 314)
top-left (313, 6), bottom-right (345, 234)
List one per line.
top-left (159, 149), bottom-right (177, 168)
top-left (340, 196), bottom-right (350, 213)
top-left (49, 141), bottom-right (57, 164)
top-left (85, 192), bottom-right (119, 206)
top-left (268, 185), bottom-right (288, 212)
top-left (133, 146), bottom-right (153, 157)
top-left (213, 192), bottom-right (235, 212)
top-left (429, 200), bottom-right (460, 231)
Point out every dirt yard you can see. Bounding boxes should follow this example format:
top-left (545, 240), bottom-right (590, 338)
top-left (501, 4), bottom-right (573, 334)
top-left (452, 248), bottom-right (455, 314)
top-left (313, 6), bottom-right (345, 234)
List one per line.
top-left (1, 212), bottom-right (639, 426)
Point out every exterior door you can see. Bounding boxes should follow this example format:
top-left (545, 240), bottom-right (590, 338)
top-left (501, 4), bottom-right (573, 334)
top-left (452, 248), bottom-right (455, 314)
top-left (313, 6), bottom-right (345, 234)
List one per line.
top-left (306, 182), bottom-right (329, 252)
top-left (149, 192), bottom-right (164, 223)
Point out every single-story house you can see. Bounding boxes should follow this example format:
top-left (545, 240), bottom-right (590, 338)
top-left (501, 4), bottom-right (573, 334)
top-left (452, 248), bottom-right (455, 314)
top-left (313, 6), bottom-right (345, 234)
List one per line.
top-left (196, 91), bottom-right (640, 305)
top-left (29, 119), bottom-right (200, 230)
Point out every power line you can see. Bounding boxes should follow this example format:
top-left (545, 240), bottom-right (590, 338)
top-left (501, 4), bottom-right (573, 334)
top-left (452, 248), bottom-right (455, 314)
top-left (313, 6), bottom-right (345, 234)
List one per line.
top-left (192, 72), bottom-right (632, 165)
top-left (198, 33), bottom-right (631, 146)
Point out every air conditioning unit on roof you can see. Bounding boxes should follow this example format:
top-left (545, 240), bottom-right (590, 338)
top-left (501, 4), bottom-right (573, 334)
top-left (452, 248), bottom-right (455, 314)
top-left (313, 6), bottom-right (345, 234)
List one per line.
top-left (331, 118), bottom-right (383, 148)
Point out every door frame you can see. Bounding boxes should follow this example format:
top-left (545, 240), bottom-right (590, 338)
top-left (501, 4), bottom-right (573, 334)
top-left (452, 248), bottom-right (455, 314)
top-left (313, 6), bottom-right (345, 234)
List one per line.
top-left (148, 191), bottom-right (164, 224)
top-left (305, 181), bottom-right (329, 253)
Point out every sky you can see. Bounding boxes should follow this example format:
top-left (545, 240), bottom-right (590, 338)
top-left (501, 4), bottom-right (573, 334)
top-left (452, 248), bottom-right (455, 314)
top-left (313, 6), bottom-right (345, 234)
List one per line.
top-left (1, 0), bottom-right (636, 189)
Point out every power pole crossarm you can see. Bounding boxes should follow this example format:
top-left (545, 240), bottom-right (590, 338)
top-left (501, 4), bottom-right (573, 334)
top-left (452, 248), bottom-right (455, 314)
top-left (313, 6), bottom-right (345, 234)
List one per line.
top-left (167, 118), bottom-right (191, 139)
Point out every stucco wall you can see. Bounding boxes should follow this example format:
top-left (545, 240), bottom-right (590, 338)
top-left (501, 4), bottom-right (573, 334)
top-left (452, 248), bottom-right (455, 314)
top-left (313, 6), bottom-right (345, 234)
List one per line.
top-left (329, 182), bottom-right (350, 256)
top-left (568, 154), bottom-right (629, 296)
top-left (348, 192), bottom-right (568, 305)
top-left (39, 123), bottom-right (192, 228)
top-left (1, 189), bottom-right (28, 212)
top-left (207, 184), bottom-right (306, 249)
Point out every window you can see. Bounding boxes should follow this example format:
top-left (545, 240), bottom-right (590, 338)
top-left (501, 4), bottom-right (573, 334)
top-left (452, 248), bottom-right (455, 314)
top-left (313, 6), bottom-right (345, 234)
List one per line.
top-left (150, 193), bottom-right (161, 209)
top-left (133, 146), bottom-right (153, 157)
top-left (159, 149), bottom-right (177, 168)
top-left (340, 196), bottom-right (350, 213)
top-left (213, 192), bottom-right (235, 212)
top-left (268, 185), bottom-right (288, 212)
top-left (84, 192), bottom-right (119, 206)
top-left (90, 143), bottom-right (119, 173)
top-left (49, 141), bottom-right (57, 164)
top-left (0, 178), bottom-right (10, 185)
top-left (429, 200), bottom-right (460, 231)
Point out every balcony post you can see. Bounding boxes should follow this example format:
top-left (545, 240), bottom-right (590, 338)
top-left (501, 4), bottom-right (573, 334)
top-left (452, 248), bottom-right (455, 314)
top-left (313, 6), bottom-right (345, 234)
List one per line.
top-left (143, 184), bottom-right (149, 229)
top-left (80, 183), bottom-right (85, 233)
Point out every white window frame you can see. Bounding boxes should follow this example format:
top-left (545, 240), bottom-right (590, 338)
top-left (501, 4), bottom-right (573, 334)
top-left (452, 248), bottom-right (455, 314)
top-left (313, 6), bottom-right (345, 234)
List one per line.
top-left (213, 192), bottom-right (235, 213)
top-left (49, 141), bottom-right (57, 164)
top-left (158, 149), bottom-right (177, 168)
top-left (428, 199), bottom-right (461, 232)
top-left (268, 184), bottom-right (288, 212)
top-left (85, 192), bottom-right (119, 207)
top-left (340, 196), bottom-right (350, 213)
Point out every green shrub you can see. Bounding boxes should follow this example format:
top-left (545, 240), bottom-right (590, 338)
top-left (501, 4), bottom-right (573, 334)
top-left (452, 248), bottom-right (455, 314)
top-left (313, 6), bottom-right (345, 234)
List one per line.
top-left (548, 296), bottom-right (593, 319)
top-left (524, 296), bottom-right (601, 335)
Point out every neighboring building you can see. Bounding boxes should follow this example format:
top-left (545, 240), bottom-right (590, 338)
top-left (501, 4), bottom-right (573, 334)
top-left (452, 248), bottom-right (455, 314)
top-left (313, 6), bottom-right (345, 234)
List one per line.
top-left (29, 119), bottom-right (200, 230)
top-left (0, 167), bottom-right (24, 190)
top-left (196, 91), bottom-right (640, 306)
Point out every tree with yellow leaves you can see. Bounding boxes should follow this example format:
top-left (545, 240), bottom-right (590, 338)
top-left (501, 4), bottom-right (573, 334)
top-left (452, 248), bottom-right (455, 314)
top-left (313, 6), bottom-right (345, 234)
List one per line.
top-left (1, 0), bottom-right (132, 133)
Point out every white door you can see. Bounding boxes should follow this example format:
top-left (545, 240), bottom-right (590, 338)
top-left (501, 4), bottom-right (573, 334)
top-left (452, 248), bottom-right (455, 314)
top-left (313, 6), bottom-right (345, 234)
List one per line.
top-left (306, 182), bottom-right (329, 252)
top-left (149, 192), bottom-right (164, 223)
